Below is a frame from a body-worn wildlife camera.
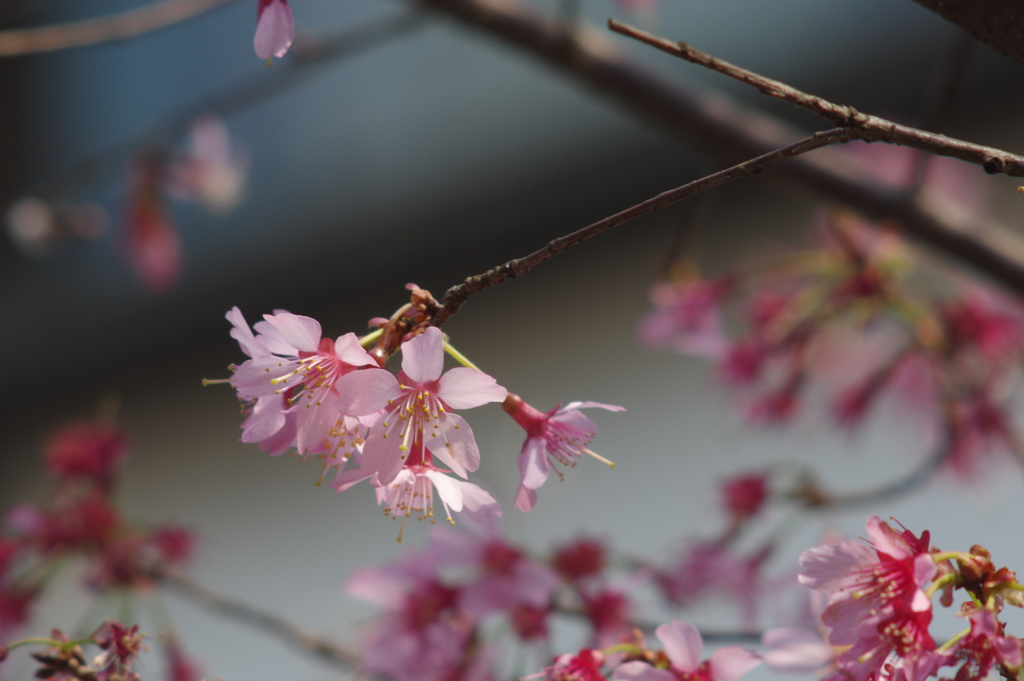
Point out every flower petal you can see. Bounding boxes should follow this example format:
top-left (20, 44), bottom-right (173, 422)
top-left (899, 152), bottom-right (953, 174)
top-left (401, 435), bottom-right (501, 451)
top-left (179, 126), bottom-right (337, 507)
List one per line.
top-left (262, 312), bottom-right (320, 353)
top-left (333, 333), bottom-right (377, 367)
top-left (254, 0), bottom-right (294, 60)
top-left (518, 437), bottom-right (549, 490)
top-left (656, 620), bottom-right (703, 672)
top-left (562, 401), bottom-right (626, 413)
top-left (335, 369), bottom-right (401, 416)
top-left (426, 412), bottom-right (480, 477)
top-left (401, 327), bottom-right (445, 385)
top-left (438, 367), bottom-right (507, 409)
top-left (241, 395), bottom-right (287, 445)
top-left (226, 307), bottom-right (263, 358)
top-left (359, 432), bottom-right (405, 487)
top-left (709, 647), bottom-right (762, 681)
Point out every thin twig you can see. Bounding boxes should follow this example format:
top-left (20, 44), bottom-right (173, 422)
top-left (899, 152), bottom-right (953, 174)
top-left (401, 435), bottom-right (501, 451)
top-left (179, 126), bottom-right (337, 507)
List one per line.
top-left (607, 20), bottom-right (1024, 177)
top-left (909, 31), bottom-right (974, 192)
top-left (0, 0), bottom-right (239, 58)
top-left (155, 570), bottom-right (360, 669)
top-left (432, 128), bottom-right (854, 324)
top-left (414, 0), bottom-right (1024, 297)
top-left (33, 12), bottom-right (427, 201)
top-left (799, 435), bottom-right (953, 510)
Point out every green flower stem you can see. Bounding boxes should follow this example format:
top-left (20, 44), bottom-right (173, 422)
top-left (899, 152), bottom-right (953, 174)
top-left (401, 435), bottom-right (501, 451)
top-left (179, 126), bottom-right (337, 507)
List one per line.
top-left (936, 626), bottom-right (971, 653)
top-left (443, 342), bottom-right (480, 370)
top-left (359, 328), bottom-right (383, 348)
top-left (931, 551), bottom-right (973, 563)
top-left (925, 572), bottom-right (959, 599)
top-left (4, 636), bottom-right (93, 653)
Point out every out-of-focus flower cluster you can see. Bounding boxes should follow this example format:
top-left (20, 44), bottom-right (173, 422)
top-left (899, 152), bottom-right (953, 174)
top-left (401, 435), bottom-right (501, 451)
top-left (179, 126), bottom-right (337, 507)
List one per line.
top-left (347, 525), bottom-right (765, 681)
top-left (0, 419), bottom-right (201, 680)
top-left (784, 516), bottom-right (1024, 681)
top-left (640, 209), bottom-right (1024, 479)
top-left (219, 285), bottom-right (623, 538)
top-left (5, 116), bottom-right (247, 294)
top-left (0, 619), bottom-right (146, 681)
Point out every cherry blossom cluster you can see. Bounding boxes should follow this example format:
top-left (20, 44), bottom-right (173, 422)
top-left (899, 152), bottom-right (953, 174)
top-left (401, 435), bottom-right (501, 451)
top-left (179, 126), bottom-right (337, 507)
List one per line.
top-left (221, 287), bottom-right (622, 536)
top-left (789, 516), bottom-right (1024, 681)
top-left (1, 619), bottom-right (145, 681)
top-left (345, 525), bottom-right (667, 681)
top-left (640, 210), bottom-right (1024, 478)
top-left (0, 420), bottom-right (201, 681)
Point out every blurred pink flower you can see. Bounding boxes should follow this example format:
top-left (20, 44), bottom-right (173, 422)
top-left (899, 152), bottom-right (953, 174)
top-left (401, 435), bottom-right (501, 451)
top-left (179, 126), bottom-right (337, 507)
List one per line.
top-left (721, 472), bottom-right (768, 522)
top-left (638, 279), bottom-right (733, 360)
top-left (254, 0), bottom-right (293, 61)
top-left (167, 117), bottom-right (248, 214)
top-left (798, 517), bottom-right (934, 647)
top-left (954, 609), bottom-right (1023, 680)
top-left (612, 620), bottom-right (760, 681)
top-left (123, 155), bottom-right (181, 293)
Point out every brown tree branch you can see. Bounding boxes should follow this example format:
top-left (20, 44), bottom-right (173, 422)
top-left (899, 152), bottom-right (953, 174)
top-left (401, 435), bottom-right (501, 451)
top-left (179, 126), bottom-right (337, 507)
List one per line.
top-left (411, 0), bottom-right (1024, 298)
top-left (910, 0), bottom-right (1024, 66)
top-left (155, 570), bottom-right (360, 670)
top-left (433, 128), bottom-right (854, 324)
top-left (608, 21), bottom-right (1024, 177)
top-left (0, 0), bottom-right (239, 58)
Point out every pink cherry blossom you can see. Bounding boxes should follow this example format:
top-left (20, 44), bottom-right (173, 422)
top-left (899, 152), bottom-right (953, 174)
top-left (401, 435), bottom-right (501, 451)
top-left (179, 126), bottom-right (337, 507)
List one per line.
top-left (612, 619), bottom-right (760, 681)
top-left (228, 308), bottom-right (378, 455)
top-left (799, 517), bottom-right (936, 647)
top-left (335, 327), bottom-right (507, 486)
top-left (333, 440), bottom-right (501, 539)
top-left (254, 0), bottom-right (294, 61)
top-left (503, 394), bottom-right (624, 512)
top-left (953, 609), bottom-right (1023, 681)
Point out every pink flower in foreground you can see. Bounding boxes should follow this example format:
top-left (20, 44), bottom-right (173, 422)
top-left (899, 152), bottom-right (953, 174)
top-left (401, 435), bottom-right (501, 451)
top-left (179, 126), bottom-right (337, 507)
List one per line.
top-left (502, 394), bottom-right (624, 512)
top-left (254, 0), bottom-right (294, 61)
top-left (798, 517), bottom-right (936, 645)
top-left (336, 327), bottom-right (507, 486)
top-left (612, 619), bottom-right (761, 681)
top-left (228, 307), bottom-right (378, 455)
top-left (332, 441), bottom-right (502, 538)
